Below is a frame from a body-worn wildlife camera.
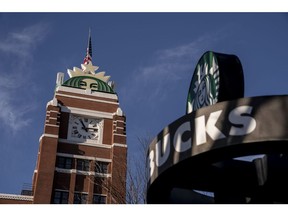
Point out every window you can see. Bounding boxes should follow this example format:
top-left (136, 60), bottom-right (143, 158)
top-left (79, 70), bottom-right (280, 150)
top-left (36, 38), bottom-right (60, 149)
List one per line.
top-left (95, 161), bottom-right (109, 174)
top-left (53, 191), bottom-right (69, 204)
top-left (93, 178), bottom-right (105, 194)
top-left (93, 194), bottom-right (106, 204)
top-left (77, 159), bottom-right (90, 171)
top-left (74, 192), bottom-right (88, 204)
top-left (56, 157), bottom-right (73, 169)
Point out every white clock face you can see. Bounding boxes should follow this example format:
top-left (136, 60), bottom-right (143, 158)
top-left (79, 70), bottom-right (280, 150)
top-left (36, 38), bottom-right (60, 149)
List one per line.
top-left (69, 115), bottom-right (102, 141)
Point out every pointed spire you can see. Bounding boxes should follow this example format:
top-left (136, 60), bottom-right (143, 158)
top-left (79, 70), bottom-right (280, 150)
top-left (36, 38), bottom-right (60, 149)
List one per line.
top-left (83, 28), bottom-right (92, 65)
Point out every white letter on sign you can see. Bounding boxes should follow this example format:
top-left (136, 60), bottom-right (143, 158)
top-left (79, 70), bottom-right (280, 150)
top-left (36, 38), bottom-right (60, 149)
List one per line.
top-left (173, 122), bottom-right (191, 152)
top-left (229, 106), bottom-right (256, 136)
top-left (195, 110), bottom-right (226, 145)
top-left (148, 150), bottom-right (155, 178)
top-left (155, 133), bottom-right (170, 167)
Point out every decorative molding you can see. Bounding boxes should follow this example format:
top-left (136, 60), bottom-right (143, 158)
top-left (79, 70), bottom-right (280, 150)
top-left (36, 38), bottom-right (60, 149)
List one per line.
top-left (47, 117), bottom-right (58, 120)
top-left (112, 143), bottom-right (127, 148)
top-left (114, 107), bottom-right (124, 116)
top-left (66, 61), bottom-right (110, 82)
top-left (61, 106), bottom-right (113, 119)
top-left (0, 193), bottom-right (33, 201)
top-left (56, 86), bottom-right (118, 100)
top-left (55, 168), bottom-right (111, 178)
top-left (39, 133), bottom-right (59, 142)
top-left (113, 133), bottom-right (126, 137)
top-left (74, 191), bottom-right (89, 195)
top-left (55, 168), bottom-right (75, 174)
top-left (58, 138), bottom-right (111, 149)
top-left (114, 120), bottom-right (125, 124)
top-left (56, 152), bottom-right (112, 162)
top-left (95, 172), bottom-right (111, 178)
top-left (49, 110), bottom-right (60, 114)
top-left (54, 189), bottom-right (69, 193)
top-left (56, 92), bottom-right (119, 105)
top-left (45, 123), bottom-right (60, 128)
top-left (115, 126), bottom-right (124, 130)
top-left (93, 193), bottom-right (107, 197)
top-left (46, 98), bottom-right (58, 108)
top-left (56, 72), bottom-right (65, 86)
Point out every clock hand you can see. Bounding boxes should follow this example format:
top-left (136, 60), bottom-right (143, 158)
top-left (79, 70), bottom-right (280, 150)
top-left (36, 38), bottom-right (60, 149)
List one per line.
top-left (79, 119), bottom-right (88, 132)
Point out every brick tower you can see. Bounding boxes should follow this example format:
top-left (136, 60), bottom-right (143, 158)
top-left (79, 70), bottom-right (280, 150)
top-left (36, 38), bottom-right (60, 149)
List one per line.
top-left (31, 32), bottom-right (127, 204)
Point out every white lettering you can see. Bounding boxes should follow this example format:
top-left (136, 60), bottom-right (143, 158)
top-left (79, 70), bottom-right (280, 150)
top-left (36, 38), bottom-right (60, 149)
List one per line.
top-left (195, 115), bottom-right (206, 145)
top-left (206, 110), bottom-right (226, 141)
top-left (173, 122), bottom-right (191, 152)
top-left (229, 106), bottom-right (256, 136)
top-left (148, 105), bottom-right (258, 173)
top-left (148, 150), bottom-right (155, 178)
top-left (155, 133), bottom-right (170, 166)
top-left (195, 110), bottom-right (226, 145)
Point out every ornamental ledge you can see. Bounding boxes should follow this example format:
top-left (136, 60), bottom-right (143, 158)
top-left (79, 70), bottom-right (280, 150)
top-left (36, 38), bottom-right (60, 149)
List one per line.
top-left (56, 86), bottom-right (118, 100)
top-left (55, 168), bottom-right (111, 177)
top-left (0, 193), bottom-right (33, 201)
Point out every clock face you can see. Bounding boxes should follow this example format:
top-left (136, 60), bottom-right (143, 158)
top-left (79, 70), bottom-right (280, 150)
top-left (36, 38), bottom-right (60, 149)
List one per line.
top-left (69, 115), bottom-right (102, 142)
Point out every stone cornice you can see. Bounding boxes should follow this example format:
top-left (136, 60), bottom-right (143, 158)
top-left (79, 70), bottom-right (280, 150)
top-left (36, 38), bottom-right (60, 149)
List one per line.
top-left (0, 193), bottom-right (33, 201)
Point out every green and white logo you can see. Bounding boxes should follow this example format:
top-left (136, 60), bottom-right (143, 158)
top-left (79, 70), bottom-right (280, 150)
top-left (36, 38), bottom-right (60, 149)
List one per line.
top-left (187, 51), bottom-right (220, 113)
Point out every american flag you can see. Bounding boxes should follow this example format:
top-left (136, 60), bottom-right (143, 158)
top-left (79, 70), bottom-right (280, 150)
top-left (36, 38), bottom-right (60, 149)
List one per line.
top-left (83, 29), bottom-right (92, 64)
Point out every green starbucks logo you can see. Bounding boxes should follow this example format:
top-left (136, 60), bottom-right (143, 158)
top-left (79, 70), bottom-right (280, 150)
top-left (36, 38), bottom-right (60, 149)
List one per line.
top-left (187, 51), bottom-right (219, 113)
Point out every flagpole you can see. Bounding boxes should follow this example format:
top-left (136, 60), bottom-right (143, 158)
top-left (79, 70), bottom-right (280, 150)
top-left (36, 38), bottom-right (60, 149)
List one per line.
top-left (83, 28), bottom-right (92, 64)
top-left (88, 27), bottom-right (92, 58)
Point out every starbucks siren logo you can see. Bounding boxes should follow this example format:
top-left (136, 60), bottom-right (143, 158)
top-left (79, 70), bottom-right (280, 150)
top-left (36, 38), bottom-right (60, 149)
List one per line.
top-left (187, 51), bottom-right (220, 113)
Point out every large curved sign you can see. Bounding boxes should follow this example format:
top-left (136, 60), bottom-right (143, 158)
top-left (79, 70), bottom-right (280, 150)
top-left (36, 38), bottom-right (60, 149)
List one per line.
top-left (147, 95), bottom-right (288, 203)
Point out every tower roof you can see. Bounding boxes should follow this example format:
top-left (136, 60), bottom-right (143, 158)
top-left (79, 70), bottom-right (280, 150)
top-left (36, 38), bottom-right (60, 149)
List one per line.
top-left (59, 30), bottom-right (114, 94)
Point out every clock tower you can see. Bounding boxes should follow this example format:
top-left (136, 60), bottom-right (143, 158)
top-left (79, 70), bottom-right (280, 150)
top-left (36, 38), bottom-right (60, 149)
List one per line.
top-left (32, 32), bottom-right (127, 204)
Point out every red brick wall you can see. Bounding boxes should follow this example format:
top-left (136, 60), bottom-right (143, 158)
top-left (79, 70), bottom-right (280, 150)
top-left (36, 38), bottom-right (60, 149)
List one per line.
top-left (33, 136), bottom-right (58, 203)
top-left (111, 146), bottom-right (127, 204)
top-left (56, 95), bottom-right (118, 113)
top-left (58, 142), bottom-right (111, 159)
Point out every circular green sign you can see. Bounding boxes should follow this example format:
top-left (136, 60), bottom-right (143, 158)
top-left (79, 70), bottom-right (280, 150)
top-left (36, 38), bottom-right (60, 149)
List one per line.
top-left (187, 51), bottom-right (219, 113)
top-left (186, 51), bottom-right (244, 114)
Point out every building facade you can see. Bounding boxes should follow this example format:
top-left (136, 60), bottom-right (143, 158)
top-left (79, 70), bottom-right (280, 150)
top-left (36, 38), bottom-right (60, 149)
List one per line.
top-left (0, 33), bottom-right (127, 204)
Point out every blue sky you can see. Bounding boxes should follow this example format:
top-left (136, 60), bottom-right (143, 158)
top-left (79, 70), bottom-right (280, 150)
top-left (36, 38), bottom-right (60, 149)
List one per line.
top-left (0, 12), bottom-right (288, 195)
